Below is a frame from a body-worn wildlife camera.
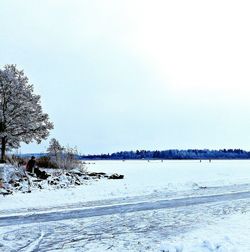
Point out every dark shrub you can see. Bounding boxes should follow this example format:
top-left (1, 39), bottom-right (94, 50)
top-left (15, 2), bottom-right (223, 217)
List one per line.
top-left (36, 156), bottom-right (58, 168)
top-left (6, 155), bottom-right (26, 166)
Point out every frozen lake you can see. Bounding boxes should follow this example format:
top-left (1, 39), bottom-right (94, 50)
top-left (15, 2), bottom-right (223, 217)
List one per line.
top-left (87, 159), bottom-right (250, 195)
top-left (89, 159), bottom-right (250, 185)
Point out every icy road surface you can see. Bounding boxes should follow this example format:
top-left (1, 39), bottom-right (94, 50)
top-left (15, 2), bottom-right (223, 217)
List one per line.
top-left (1, 190), bottom-right (250, 251)
top-left (1, 190), bottom-right (250, 227)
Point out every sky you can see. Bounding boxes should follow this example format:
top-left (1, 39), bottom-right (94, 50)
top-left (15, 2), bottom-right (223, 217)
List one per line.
top-left (1, 0), bottom-right (250, 154)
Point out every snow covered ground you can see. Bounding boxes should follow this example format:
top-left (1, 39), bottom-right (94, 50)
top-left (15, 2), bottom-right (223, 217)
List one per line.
top-left (1, 160), bottom-right (250, 213)
top-left (1, 160), bottom-right (250, 251)
top-left (160, 210), bottom-right (250, 252)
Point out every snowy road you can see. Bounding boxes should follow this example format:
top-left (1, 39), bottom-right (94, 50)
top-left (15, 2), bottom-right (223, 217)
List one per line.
top-left (1, 190), bottom-right (250, 227)
top-left (1, 190), bottom-right (250, 251)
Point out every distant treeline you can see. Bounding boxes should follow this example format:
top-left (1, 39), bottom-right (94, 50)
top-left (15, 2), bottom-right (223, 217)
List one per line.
top-left (80, 149), bottom-right (250, 160)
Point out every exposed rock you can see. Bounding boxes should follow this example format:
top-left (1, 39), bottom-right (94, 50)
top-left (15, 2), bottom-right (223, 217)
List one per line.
top-left (13, 182), bottom-right (20, 187)
top-left (75, 181), bottom-right (81, 185)
top-left (88, 172), bottom-right (107, 177)
top-left (1, 165), bottom-right (124, 195)
top-left (32, 179), bottom-right (43, 183)
top-left (71, 171), bottom-right (84, 176)
top-left (0, 188), bottom-right (13, 196)
top-left (108, 174), bottom-right (124, 179)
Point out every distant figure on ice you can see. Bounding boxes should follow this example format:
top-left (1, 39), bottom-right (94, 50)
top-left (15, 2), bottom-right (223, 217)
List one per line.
top-left (26, 156), bottom-right (36, 173)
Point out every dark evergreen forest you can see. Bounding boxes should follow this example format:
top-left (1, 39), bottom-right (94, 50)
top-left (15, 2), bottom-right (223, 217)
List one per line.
top-left (80, 149), bottom-right (250, 160)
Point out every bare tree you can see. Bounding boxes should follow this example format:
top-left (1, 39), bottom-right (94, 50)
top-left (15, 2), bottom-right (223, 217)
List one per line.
top-left (47, 138), bottom-right (64, 164)
top-left (47, 140), bottom-right (86, 172)
top-left (59, 146), bottom-right (79, 171)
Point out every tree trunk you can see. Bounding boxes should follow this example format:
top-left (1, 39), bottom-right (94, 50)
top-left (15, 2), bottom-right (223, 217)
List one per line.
top-left (1, 137), bottom-right (6, 163)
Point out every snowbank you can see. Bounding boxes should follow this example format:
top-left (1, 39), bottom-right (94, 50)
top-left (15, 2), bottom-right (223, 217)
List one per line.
top-left (160, 212), bottom-right (250, 252)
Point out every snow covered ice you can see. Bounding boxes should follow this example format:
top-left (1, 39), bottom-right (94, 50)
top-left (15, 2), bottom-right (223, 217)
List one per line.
top-left (1, 160), bottom-right (250, 251)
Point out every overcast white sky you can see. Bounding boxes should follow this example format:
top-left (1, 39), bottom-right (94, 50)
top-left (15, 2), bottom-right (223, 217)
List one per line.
top-left (1, 0), bottom-right (250, 154)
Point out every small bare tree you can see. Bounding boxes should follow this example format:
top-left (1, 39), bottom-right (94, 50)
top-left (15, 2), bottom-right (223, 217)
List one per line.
top-left (47, 138), bottom-right (64, 165)
top-left (60, 146), bottom-right (78, 170)
top-left (47, 139), bottom-right (86, 172)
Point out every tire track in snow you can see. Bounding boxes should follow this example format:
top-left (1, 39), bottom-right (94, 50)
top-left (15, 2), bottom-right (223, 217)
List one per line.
top-left (1, 190), bottom-right (250, 227)
top-left (19, 231), bottom-right (44, 252)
